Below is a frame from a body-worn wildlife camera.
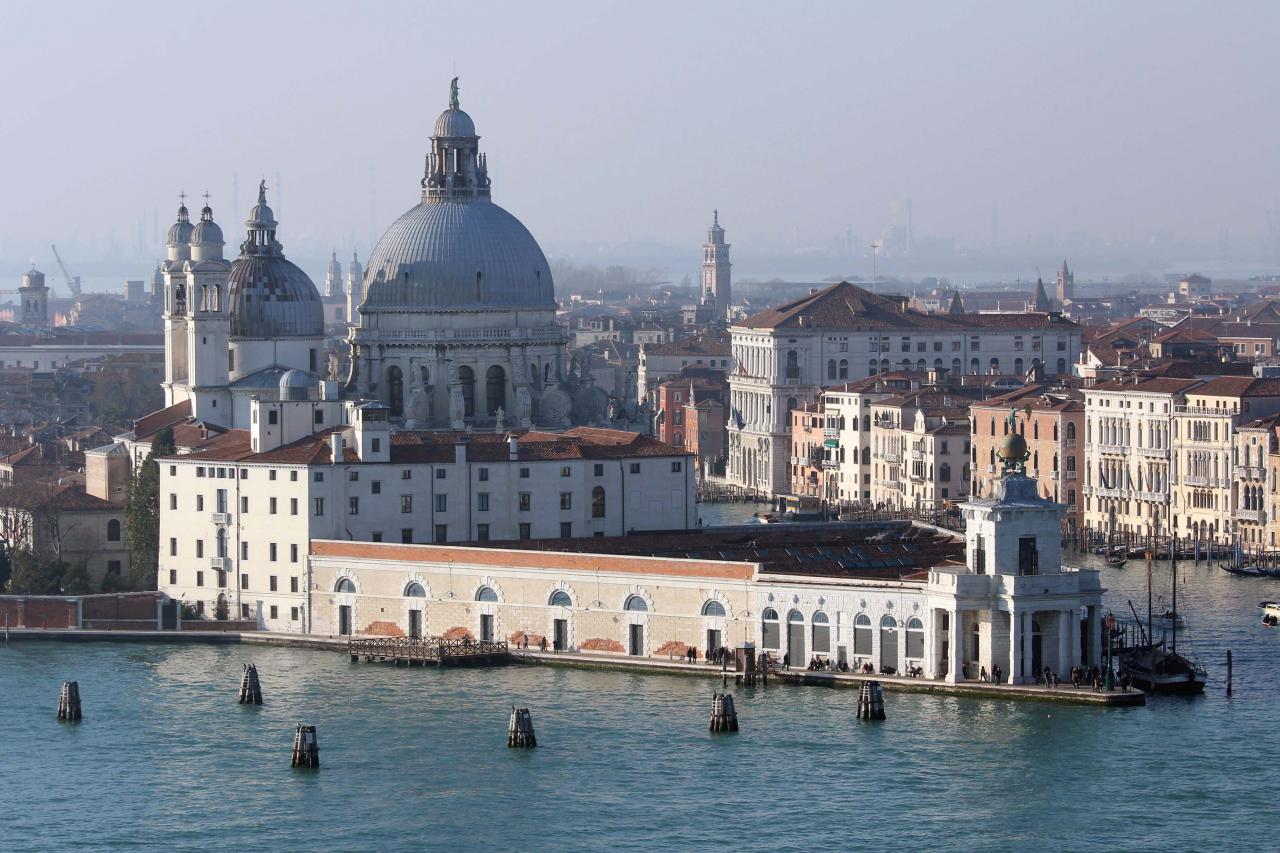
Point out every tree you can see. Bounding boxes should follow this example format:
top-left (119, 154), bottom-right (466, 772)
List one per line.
top-left (123, 426), bottom-right (173, 591)
top-left (7, 551), bottom-right (67, 595)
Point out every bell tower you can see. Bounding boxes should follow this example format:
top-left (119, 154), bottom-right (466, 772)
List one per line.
top-left (701, 210), bottom-right (731, 322)
top-left (185, 199), bottom-right (232, 419)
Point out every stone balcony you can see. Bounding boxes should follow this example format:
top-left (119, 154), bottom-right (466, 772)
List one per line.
top-left (1233, 507), bottom-right (1267, 523)
top-left (1137, 446), bottom-right (1170, 458)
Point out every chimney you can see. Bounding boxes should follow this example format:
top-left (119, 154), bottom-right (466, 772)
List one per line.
top-left (507, 433), bottom-right (518, 461)
top-left (330, 432), bottom-right (343, 465)
top-left (455, 439), bottom-right (467, 466)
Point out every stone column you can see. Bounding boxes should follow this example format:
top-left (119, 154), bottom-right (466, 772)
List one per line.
top-left (1008, 607), bottom-right (1020, 685)
top-left (1057, 609), bottom-right (1071, 678)
top-left (928, 609), bottom-right (941, 679)
top-left (948, 609), bottom-right (963, 683)
top-left (1070, 606), bottom-right (1082, 668)
top-left (1086, 605), bottom-right (1100, 667)
top-left (1021, 610), bottom-right (1034, 683)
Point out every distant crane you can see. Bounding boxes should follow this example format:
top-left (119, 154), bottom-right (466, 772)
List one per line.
top-left (50, 244), bottom-right (82, 297)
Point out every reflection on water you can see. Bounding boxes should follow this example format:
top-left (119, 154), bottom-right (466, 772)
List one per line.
top-left (0, 554), bottom-right (1277, 851)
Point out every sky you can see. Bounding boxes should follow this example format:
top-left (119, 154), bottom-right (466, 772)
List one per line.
top-left (2, 0), bottom-right (1279, 275)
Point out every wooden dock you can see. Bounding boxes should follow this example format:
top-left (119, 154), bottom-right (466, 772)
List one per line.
top-left (348, 637), bottom-right (511, 667)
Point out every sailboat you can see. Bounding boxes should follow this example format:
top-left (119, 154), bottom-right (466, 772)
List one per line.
top-left (1118, 529), bottom-right (1206, 694)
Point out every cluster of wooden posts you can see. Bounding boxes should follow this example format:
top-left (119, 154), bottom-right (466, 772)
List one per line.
top-left (856, 681), bottom-right (887, 721)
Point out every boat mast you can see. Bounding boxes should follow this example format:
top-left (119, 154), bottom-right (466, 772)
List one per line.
top-left (1147, 550), bottom-right (1153, 648)
top-left (1171, 524), bottom-right (1178, 656)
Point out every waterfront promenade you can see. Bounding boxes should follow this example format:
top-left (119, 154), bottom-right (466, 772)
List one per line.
top-left (4, 627), bottom-right (1142, 706)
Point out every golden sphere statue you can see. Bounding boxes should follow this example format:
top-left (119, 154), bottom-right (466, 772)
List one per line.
top-left (998, 432), bottom-right (1029, 464)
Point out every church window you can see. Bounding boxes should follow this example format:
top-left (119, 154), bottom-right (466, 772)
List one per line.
top-left (486, 365), bottom-right (506, 415)
top-left (458, 366), bottom-right (476, 417)
top-left (387, 366), bottom-right (404, 417)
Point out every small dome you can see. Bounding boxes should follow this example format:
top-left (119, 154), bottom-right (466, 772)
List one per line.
top-left (21, 268), bottom-right (46, 289)
top-left (434, 107), bottom-right (476, 138)
top-left (279, 369), bottom-right (316, 401)
top-left (191, 207), bottom-right (224, 246)
top-left (167, 216), bottom-right (194, 247)
top-left (227, 256), bottom-right (324, 338)
top-left (327, 251), bottom-right (342, 276)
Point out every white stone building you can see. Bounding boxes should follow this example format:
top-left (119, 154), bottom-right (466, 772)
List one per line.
top-left (727, 281), bottom-right (1080, 496)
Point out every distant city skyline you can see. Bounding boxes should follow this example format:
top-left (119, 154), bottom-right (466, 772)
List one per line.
top-left (3, 1), bottom-right (1280, 273)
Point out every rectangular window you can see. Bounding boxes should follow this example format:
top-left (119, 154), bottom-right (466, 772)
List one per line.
top-left (270, 543), bottom-right (278, 562)
top-left (401, 495), bottom-right (413, 513)
top-left (313, 471), bottom-right (324, 483)
top-left (196, 495), bottom-right (204, 511)
top-left (973, 535), bottom-right (985, 574)
top-left (1018, 536), bottom-right (1039, 575)
top-left (519, 523), bottom-right (531, 540)
top-left (169, 465), bottom-right (176, 476)
top-left (290, 576), bottom-right (299, 593)
top-left (314, 410), bottom-right (324, 425)
top-left (349, 496), bottom-right (359, 515)
top-left (434, 524), bottom-right (448, 543)
top-left (196, 540), bottom-right (204, 558)
top-left (630, 463), bottom-right (640, 474)
top-left (435, 469), bottom-right (445, 480)
top-left (269, 497), bottom-right (277, 515)
top-left (403, 469), bottom-right (412, 480)
top-left (196, 467), bottom-right (205, 478)
top-left (371, 438), bottom-right (381, 453)
top-left (169, 493), bottom-right (177, 510)
top-left (240, 573), bottom-right (248, 590)
top-left (560, 522), bottom-right (572, 538)
top-left (196, 571), bottom-right (204, 587)
top-left (290, 498), bottom-right (298, 515)
top-left (401, 528), bottom-right (413, 544)
top-left (371, 531), bottom-right (382, 542)
top-left (270, 605), bottom-right (279, 620)
top-left (241, 496), bottom-right (249, 513)
top-left (434, 494), bottom-right (446, 512)
top-left (349, 470), bottom-right (359, 482)
top-left (268, 410), bottom-right (279, 425)
top-left (372, 480), bottom-right (381, 494)
top-left (290, 607), bottom-right (299, 621)
top-left (477, 523), bottom-right (490, 541)
top-left (167, 569), bottom-right (177, 585)
top-left (594, 463), bottom-right (604, 476)
top-left (169, 537), bottom-right (177, 556)
top-left (240, 541), bottom-right (249, 560)
top-left (478, 467), bottom-right (489, 481)
top-left (519, 493), bottom-right (531, 511)
top-left (519, 467), bottom-right (530, 479)
top-left (290, 471), bottom-right (298, 482)
top-left (560, 492), bottom-right (572, 510)
top-left (269, 470), bottom-right (277, 481)
top-left (560, 466), bottom-right (571, 477)
top-left (671, 461), bottom-right (682, 472)
top-left (290, 544), bottom-right (298, 563)
top-left (313, 498), bottom-right (325, 516)
top-left (269, 575), bottom-right (278, 592)
top-left (241, 604), bottom-right (250, 619)
top-left (477, 492), bottom-right (490, 511)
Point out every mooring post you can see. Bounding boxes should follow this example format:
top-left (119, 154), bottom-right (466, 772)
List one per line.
top-left (507, 707), bottom-right (537, 748)
top-left (1226, 649), bottom-right (1233, 696)
top-left (291, 724), bottom-right (320, 768)
top-left (709, 692), bottom-right (738, 733)
top-left (57, 681), bottom-right (81, 721)
top-left (857, 680), bottom-right (886, 721)
top-left (238, 663), bottom-right (263, 705)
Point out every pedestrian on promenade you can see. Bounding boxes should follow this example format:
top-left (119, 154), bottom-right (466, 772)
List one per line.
top-left (979, 666), bottom-right (989, 682)
top-left (539, 637), bottom-right (547, 652)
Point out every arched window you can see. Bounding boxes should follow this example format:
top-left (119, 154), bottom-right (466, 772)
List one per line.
top-left (485, 365), bottom-right (506, 415)
top-left (940, 463), bottom-right (951, 482)
top-left (701, 600), bottom-right (726, 617)
top-left (787, 609), bottom-right (803, 623)
top-left (838, 359), bottom-right (848, 379)
top-left (934, 358), bottom-right (943, 369)
top-left (812, 610), bottom-right (830, 653)
top-left (476, 586), bottom-right (498, 602)
top-left (106, 519), bottom-right (121, 542)
top-left (624, 594), bottom-right (648, 612)
top-left (458, 366), bottom-right (476, 417)
top-left (335, 578), bottom-right (356, 593)
top-left (880, 359), bottom-right (889, 373)
top-left (861, 446), bottom-right (871, 465)
top-left (404, 582), bottom-right (426, 597)
top-left (762, 607), bottom-right (780, 649)
top-left (591, 485), bottom-right (606, 518)
top-left (387, 365), bottom-right (404, 417)
top-left (952, 357), bottom-right (961, 374)
top-left (1015, 358), bottom-right (1024, 375)
top-left (917, 358), bottom-right (927, 372)
top-left (901, 358), bottom-right (911, 371)
top-left (216, 528), bottom-right (228, 558)
top-left (853, 613), bottom-right (872, 656)
top-left (1067, 422), bottom-right (1076, 440)
top-left (1057, 358), bottom-right (1067, 374)
top-left (990, 357), bottom-right (1000, 374)
top-left (869, 359), bottom-right (879, 375)
top-left (970, 357), bottom-right (980, 374)
top-left (1033, 421), bottom-right (1039, 440)
top-left (549, 590), bottom-right (572, 608)
top-left (827, 359), bottom-right (837, 380)
top-left (905, 617), bottom-right (924, 658)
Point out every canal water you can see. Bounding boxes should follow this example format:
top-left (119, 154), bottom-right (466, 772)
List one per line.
top-left (1, 555), bottom-right (1276, 852)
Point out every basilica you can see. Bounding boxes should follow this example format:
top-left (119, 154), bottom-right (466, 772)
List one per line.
top-left (159, 80), bottom-right (570, 433)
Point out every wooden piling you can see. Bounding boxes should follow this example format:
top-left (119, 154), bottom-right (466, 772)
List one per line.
top-left (1226, 650), bottom-right (1233, 696)
top-left (291, 724), bottom-right (320, 768)
top-left (507, 707), bottom-right (537, 748)
top-left (709, 692), bottom-right (739, 732)
top-left (57, 681), bottom-right (81, 721)
top-left (856, 681), bottom-right (886, 721)
top-left (238, 663), bottom-right (263, 705)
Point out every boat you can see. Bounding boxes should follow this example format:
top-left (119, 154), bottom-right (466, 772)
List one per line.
top-left (1118, 642), bottom-right (1207, 694)
top-left (1222, 563), bottom-right (1267, 577)
top-left (1151, 610), bottom-right (1185, 630)
top-left (1105, 547), bottom-right (1128, 568)
top-left (1262, 601), bottom-right (1280, 627)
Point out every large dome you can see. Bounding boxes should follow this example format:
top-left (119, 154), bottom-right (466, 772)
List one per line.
top-left (361, 199), bottom-right (555, 310)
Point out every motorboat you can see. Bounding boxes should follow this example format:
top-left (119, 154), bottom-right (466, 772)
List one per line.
top-left (1151, 610), bottom-right (1185, 630)
top-left (1261, 601), bottom-right (1280, 627)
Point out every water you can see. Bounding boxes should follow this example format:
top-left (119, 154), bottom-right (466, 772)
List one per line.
top-left (1, 556), bottom-right (1276, 852)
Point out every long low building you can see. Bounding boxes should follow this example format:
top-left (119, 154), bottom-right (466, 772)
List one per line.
top-left (304, 460), bottom-right (1105, 684)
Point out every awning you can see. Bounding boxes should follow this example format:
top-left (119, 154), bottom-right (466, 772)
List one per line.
top-left (823, 438), bottom-right (839, 448)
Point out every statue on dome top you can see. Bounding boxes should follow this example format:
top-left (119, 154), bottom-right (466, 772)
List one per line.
top-left (449, 77), bottom-right (460, 110)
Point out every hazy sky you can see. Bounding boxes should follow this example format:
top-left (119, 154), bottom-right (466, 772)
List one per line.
top-left (2, 0), bottom-right (1279, 267)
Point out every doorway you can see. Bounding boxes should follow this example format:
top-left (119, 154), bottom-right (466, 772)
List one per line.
top-left (408, 609), bottom-right (422, 640)
top-left (479, 614), bottom-right (494, 642)
top-left (880, 617), bottom-right (898, 674)
top-left (553, 619), bottom-right (568, 651)
top-left (706, 628), bottom-right (722, 658)
top-left (628, 623), bottom-right (644, 656)
top-left (338, 605), bottom-right (352, 636)
top-left (1032, 619), bottom-right (1043, 677)
top-left (787, 611), bottom-right (805, 666)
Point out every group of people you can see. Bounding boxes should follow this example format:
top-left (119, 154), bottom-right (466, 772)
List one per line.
top-left (978, 664), bottom-right (1005, 683)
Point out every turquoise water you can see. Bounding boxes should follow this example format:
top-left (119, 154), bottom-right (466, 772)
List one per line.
top-left (1, 555), bottom-right (1277, 852)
